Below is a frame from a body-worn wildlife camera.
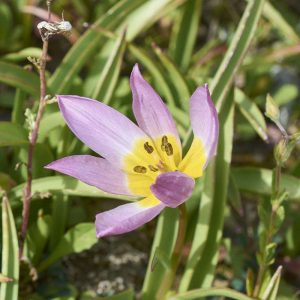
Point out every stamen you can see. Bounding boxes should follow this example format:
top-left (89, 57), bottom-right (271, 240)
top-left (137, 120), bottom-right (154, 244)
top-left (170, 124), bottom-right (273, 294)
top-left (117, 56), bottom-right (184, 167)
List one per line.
top-left (161, 136), bottom-right (168, 151)
top-left (133, 165), bottom-right (147, 173)
top-left (144, 142), bottom-right (154, 154)
top-left (148, 165), bottom-right (158, 172)
top-left (165, 143), bottom-right (173, 156)
top-left (162, 136), bottom-right (168, 145)
top-left (161, 136), bottom-right (173, 156)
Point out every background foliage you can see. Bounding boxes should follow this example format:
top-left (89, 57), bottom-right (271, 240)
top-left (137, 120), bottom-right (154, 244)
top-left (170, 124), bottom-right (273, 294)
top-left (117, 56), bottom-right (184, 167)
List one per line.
top-left (0, 0), bottom-right (300, 299)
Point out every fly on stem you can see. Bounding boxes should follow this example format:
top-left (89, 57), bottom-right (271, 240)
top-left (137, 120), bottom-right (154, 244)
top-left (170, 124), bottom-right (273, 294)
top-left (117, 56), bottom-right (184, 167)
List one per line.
top-left (19, 0), bottom-right (72, 259)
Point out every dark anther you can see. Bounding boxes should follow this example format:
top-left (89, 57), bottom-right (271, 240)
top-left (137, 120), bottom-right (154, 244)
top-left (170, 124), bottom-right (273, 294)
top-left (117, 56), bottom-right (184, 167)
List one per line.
top-left (148, 165), bottom-right (158, 172)
top-left (133, 166), bottom-right (147, 173)
top-left (162, 136), bottom-right (168, 145)
top-left (144, 142), bottom-right (154, 154)
top-left (165, 143), bottom-right (173, 156)
top-left (161, 135), bottom-right (169, 151)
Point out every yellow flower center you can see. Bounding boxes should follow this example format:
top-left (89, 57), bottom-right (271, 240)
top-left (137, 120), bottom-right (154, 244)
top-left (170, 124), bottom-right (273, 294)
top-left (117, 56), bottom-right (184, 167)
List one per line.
top-left (123, 134), bottom-right (206, 206)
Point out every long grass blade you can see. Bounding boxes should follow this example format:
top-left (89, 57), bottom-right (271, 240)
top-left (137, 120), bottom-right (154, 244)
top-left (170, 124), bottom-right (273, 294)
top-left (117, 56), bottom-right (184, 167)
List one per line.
top-left (0, 194), bottom-right (19, 300)
top-left (0, 61), bottom-right (39, 97)
top-left (168, 287), bottom-right (254, 300)
top-left (169, 0), bottom-right (202, 71)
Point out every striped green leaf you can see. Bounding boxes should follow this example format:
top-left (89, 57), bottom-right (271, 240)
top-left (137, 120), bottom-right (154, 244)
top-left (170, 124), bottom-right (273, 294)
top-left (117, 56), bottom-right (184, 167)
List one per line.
top-left (91, 30), bottom-right (127, 104)
top-left (169, 0), bottom-right (202, 71)
top-left (0, 195), bottom-right (19, 300)
top-left (168, 287), bottom-right (254, 300)
top-left (48, 0), bottom-right (145, 94)
top-left (232, 167), bottom-right (300, 200)
top-left (141, 209), bottom-right (179, 300)
top-left (0, 61), bottom-right (39, 97)
top-left (235, 88), bottom-right (268, 141)
top-left (0, 122), bottom-right (28, 147)
top-left (8, 176), bottom-right (136, 202)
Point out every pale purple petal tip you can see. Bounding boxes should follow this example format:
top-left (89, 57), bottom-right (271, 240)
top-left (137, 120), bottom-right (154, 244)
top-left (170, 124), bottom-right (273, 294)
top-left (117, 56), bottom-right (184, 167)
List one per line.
top-left (95, 201), bottom-right (165, 237)
top-left (150, 172), bottom-right (195, 208)
top-left (130, 64), bottom-right (181, 146)
top-left (45, 155), bottom-right (134, 196)
top-left (190, 84), bottom-right (219, 163)
top-left (56, 95), bottom-right (145, 169)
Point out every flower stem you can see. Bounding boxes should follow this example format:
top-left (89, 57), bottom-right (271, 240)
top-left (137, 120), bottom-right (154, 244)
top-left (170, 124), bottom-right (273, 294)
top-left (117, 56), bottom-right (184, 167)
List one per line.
top-left (252, 164), bottom-right (281, 298)
top-left (19, 8), bottom-right (50, 260)
top-left (156, 204), bottom-right (187, 299)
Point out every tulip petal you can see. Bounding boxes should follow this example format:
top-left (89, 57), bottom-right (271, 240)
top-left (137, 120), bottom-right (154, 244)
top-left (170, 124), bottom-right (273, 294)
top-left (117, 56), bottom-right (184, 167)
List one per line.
top-left (95, 197), bottom-right (164, 237)
top-left (150, 172), bottom-right (195, 208)
top-left (45, 155), bottom-right (135, 196)
top-left (130, 64), bottom-right (182, 165)
top-left (57, 95), bottom-right (147, 169)
top-left (189, 84), bottom-right (219, 163)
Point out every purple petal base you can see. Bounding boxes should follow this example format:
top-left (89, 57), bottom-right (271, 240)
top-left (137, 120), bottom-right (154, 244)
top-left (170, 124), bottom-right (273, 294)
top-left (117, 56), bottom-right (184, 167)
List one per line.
top-left (150, 172), bottom-right (195, 208)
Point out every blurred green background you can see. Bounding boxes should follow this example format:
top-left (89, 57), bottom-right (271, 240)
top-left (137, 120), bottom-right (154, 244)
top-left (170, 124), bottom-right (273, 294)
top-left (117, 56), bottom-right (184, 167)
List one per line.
top-left (0, 0), bottom-right (300, 299)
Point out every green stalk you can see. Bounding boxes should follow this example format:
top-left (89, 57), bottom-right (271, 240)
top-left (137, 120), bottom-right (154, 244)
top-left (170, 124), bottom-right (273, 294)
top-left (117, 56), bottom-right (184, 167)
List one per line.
top-left (156, 204), bottom-right (187, 299)
top-left (252, 165), bottom-right (282, 298)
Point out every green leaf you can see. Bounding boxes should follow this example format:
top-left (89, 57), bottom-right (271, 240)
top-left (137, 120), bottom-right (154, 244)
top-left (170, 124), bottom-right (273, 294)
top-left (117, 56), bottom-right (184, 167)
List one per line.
top-left (152, 44), bottom-right (190, 110)
top-left (124, 0), bottom-right (187, 41)
top-left (8, 176), bottom-right (136, 201)
top-left (181, 92), bottom-right (235, 291)
top-left (141, 209), bottom-right (179, 300)
top-left (169, 0), bottom-right (202, 71)
top-left (11, 89), bottom-right (26, 125)
top-left (228, 173), bottom-right (242, 210)
top-left (186, 90), bottom-right (235, 290)
top-left (26, 214), bottom-right (52, 264)
top-left (128, 44), bottom-right (189, 132)
top-left (91, 30), bottom-right (127, 104)
top-left (0, 122), bottom-right (28, 147)
top-left (48, 0), bottom-right (146, 94)
top-left (37, 223), bottom-right (98, 272)
top-left (246, 269), bottom-right (255, 297)
top-left (261, 266), bottom-right (282, 300)
top-left (235, 88), bottom-right (268, 141)
top-left (168, 287), bottom-right (254, 300)
top-left (0, 195), bottom-right (19, 300)
top-left (211, 0), bottom-right (266, 111)
top-left (49, 195), bottom-right (69, 251)
top-left (265, 94), bottom-right (280, 124)
top-left (0, 61), bottom-right (39, 97)
top-left (263, 2), bottom-right (300, 44)
top-left (128, 44), bottom-right (176, 107)
top-left (231, 167), bottom-right (300, 200)
top-left (273, 84), bottom-right (298, 106)
top-left (38, 111), bottom-right (64, 143)
top-left (0, 173), bottom-right (15, 192)
top-left (2, 47), bottom-right (43, 62)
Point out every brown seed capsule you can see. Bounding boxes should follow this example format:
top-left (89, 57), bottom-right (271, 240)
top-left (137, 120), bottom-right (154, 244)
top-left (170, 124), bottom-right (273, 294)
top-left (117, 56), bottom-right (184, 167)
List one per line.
top-left (133, 166), bottom-right (147, 173)
top-left (144, 142), bottom-right (154, 154)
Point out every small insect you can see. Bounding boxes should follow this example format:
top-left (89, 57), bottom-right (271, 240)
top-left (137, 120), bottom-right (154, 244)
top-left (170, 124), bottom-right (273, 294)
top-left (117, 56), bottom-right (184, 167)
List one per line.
top-left (37, 20), bottom-right (72, 40)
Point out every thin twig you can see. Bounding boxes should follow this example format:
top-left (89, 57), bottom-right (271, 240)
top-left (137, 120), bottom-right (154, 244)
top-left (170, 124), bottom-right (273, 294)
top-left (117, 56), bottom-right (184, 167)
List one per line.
top-left (19, 3), bottom-right (51, 260)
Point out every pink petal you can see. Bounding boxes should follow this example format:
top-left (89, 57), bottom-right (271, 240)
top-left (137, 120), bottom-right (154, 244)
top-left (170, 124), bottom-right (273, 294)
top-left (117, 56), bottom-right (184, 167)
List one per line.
top-left (57, 95), bottom-right (147, 169)
top-left (130, 64), bottom-right (181, 147)
top-left (45, 155), bottom-right (135, 196)
top-left (150, 172), bottom-right (195, 208)
top-left (95, 199), bottom-right (165, 237)
top-left (189, 84), bottom-right (219, 163)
